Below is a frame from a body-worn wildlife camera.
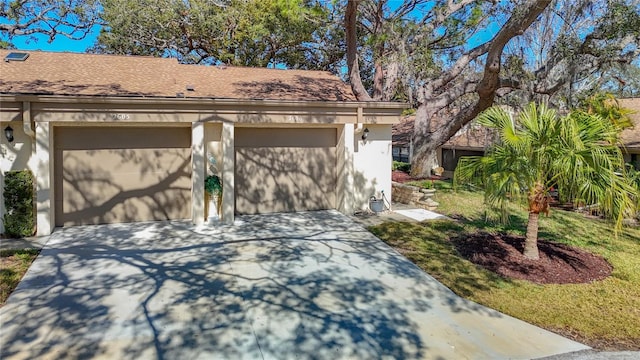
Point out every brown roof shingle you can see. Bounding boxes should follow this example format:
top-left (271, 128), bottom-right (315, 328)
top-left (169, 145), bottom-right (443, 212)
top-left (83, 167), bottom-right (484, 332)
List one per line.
top-left (619, 98), bottom-right (640, 149)
top-left (0, 50), bottom-right (355, 101)
top-left (392, 116), bottom-right (414, 147)
top-left (392, 115), bottom-right (493, 150)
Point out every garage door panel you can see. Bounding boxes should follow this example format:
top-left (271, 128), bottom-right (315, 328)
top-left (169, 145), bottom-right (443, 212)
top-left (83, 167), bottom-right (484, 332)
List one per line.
top-left (235, 128), bottom-right (337, 148)
top-left (235, 147), bottom-right (336, 214)
top-left (55, 127), bottom-right (191, 226)
top-left (57, 127), bottom-right (191, 150)
top-left (60, 188), bottom-right (190, 225)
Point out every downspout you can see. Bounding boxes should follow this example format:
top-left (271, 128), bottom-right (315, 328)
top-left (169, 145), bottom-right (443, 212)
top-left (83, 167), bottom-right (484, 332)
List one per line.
top-left (356, 106), bottom-right (364, 131)
top-left (23, 101), bottom-right (35, 139)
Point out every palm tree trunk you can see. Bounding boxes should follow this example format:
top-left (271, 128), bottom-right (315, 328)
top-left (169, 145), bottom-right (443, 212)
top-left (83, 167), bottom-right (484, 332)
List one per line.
top-left (523, 211), bottom-right (540, 260)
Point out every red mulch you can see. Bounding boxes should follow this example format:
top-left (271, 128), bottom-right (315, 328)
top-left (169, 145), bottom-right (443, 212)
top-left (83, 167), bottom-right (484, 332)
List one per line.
top-left (451, 233), bottom-right (612, 284)
top-left (392, 170), bottom-right (413, 183)
top-left (392, 170), bottom-right (442, 183)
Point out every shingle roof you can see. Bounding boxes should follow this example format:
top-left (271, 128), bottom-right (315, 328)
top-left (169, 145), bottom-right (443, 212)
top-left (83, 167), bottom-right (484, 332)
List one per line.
top-left (0, 50), bottom-right (355, 101)
top-left (619, 98), bottom-right (640, 149)
top-left (392, 116), bottom-right (414, 147)
top-left (392, 115), bottom-right (493, 150)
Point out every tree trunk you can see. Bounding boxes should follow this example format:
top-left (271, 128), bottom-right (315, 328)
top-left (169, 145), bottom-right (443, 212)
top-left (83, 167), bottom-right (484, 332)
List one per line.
top-left (410, 103), bottom-right (438, 176)
top-left (345, 0), bottom-right (373, 101)
top-left (372, 1), bottom-right (385, 100)
top-left (383, 59), bottom-right (400, 101)
top-left (373, 59), bottom-right (384, 100)
top-left (524, 211), bottom-right (540, 260)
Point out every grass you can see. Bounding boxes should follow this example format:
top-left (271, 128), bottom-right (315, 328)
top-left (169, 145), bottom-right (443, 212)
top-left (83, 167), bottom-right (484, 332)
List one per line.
top-left (370, 187), bottom-right (640, 350)
top-left (0, 249), bottom-right (39, 306)
top-left (405, 179), bottom-right (453, 190)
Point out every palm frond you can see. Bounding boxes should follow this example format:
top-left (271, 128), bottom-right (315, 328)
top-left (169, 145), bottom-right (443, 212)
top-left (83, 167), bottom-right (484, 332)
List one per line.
top-left (454, 101), bottom-right (638, 230)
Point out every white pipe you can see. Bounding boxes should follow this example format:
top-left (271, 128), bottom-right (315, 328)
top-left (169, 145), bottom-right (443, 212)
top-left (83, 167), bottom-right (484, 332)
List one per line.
top-left (22, 101), bottom-right (35, 138)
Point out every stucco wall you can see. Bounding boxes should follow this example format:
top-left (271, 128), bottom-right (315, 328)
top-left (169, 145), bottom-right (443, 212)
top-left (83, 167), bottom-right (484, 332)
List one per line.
top-left (205, 123), bottom-right (223, 176)
top-left (352, 125), bottom-right (393, 211)
top-left (1, 119), bottom-right (34, 234)
top-left (1, 97), bottom-right (402, 233)
top-left (204, 123), bottom-right (223, 219)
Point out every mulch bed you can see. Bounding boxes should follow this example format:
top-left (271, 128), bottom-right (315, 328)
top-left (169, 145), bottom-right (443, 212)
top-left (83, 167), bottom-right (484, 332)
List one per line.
top-left (392, 170), bottom-right (444, 183)
top-left (392, 170), bottom-right (414, 183)
top-left (451, 233), bottom-right (612, 284)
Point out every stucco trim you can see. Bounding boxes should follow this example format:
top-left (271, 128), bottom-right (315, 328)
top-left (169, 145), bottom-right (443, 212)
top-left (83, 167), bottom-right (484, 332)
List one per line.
top-left (1, 95), bottom-right (406, 125)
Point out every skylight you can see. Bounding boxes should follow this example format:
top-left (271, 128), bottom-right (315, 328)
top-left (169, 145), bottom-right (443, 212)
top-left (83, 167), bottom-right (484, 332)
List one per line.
top-left (4, 52), bottom-right (29, 62)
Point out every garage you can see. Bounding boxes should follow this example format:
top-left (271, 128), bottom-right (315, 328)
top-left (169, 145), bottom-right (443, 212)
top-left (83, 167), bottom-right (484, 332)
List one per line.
top-left (234, 127), bottom-right (337, 214)
top-left (54, 127), bottom-right (192, 226)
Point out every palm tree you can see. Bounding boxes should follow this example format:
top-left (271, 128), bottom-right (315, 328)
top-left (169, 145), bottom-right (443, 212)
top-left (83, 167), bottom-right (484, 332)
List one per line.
top-left (455, 102), bottom-right (636, 260)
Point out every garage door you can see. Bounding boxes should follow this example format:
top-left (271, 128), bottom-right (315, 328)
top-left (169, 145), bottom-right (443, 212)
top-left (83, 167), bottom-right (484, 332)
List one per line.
top-left (235, 128), bottom-right (337, 214)
top-left (54, 127), bottom-right (192, 226)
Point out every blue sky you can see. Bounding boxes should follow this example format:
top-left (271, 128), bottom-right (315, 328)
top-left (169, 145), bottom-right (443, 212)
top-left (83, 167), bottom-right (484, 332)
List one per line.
top-left (4, 1), bottom-right (497, 55)
top-left (7, 24), bottom-right (100, 53)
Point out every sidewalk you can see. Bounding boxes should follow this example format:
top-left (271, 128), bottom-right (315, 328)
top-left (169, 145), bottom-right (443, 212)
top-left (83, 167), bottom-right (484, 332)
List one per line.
top-left (349, 202), bottom-right (450, 227)
top-left (0, 236), bottom-right (48, 250)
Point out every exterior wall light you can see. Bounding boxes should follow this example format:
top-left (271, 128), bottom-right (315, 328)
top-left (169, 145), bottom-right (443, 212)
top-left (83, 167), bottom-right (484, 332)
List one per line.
top-left (4, 125), bottom-right (14, 143)
top-left (362, 127), bottom-right (369, 140)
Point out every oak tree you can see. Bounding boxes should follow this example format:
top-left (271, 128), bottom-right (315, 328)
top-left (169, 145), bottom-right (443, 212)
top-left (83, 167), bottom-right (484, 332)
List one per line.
top-left (345, 0), bottom-right (640, 176)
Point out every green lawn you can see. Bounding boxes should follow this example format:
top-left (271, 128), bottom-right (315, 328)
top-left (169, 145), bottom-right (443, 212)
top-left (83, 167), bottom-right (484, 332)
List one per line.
top-left (370, 188), bottom-right (640, 350)
top-left (0, 249), bottom-right (39, 306)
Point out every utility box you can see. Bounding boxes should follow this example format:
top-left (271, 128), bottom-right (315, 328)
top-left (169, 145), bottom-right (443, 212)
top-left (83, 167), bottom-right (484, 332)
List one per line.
top-left (369, 197), bottom-right (385, 213)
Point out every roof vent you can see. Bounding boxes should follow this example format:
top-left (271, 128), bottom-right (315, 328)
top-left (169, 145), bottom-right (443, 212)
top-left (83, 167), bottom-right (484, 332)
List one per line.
top-left (4, 52), bottom-right (29, 62)
top-left (186, 85), bottom-right (195, 91)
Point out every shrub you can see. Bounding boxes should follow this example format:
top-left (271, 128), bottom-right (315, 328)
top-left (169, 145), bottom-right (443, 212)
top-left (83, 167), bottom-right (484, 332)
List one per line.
top-left (392, 161), bottom-right (411, 173)
top-left (3, 170), bottom-right (35, 238)
top-left (205, 175), bottom-right (222, 196)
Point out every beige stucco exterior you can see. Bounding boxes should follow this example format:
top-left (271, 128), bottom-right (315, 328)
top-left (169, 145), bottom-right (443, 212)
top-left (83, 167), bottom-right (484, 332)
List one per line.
top-left (1, 96), bottom-right (404, 235)
top-left (353, 125), bottom-right (393, 210)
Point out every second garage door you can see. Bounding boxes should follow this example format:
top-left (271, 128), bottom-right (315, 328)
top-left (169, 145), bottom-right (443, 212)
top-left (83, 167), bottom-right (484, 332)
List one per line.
top-left (54, 127), bottom-right (192, 226)
top-left (235, 128), bottom-right (337, 214)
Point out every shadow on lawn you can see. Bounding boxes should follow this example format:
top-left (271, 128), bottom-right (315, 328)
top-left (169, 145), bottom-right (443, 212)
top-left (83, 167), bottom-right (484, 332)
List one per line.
top-left (370, 220), bottom-right (512, 298)
top-left (0, 211), bottom-right (501, 360)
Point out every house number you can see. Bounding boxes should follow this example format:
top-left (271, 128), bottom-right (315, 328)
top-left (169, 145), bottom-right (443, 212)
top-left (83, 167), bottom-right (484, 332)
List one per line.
top-left (110, 113), bottom-right (131, 120)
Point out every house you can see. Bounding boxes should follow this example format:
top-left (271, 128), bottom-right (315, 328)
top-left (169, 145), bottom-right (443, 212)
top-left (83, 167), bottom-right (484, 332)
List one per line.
top-left (0, 50), bottom-right (405, 236)
top-left (391, 117), bottom-right (412, 163)
top-left (392, 115), bottom-right (493, 177)
top-left (619, 98), bottom-right (640, 168)
top-left (393, 99), bottom-right (640, 177)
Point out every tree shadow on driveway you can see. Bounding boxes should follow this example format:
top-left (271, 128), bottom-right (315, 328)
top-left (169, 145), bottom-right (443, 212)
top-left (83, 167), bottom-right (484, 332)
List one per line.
top-left (0, 211), bottom-right (584, 360)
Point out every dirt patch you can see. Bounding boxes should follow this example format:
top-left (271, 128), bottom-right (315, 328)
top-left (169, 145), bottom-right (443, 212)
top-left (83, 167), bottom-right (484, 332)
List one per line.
top-left (552, 327), bottom-right (640, 351)
top-left (451, 233), bottom-right (612, 284)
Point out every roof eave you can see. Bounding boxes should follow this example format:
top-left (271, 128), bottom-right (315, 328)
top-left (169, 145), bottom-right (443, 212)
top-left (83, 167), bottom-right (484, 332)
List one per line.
top-left (0, 93), bottom-right (408, 110)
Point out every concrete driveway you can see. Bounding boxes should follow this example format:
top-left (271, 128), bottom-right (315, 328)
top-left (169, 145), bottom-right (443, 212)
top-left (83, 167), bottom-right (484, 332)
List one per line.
top-left (0, 210), bottom-right (588, 359)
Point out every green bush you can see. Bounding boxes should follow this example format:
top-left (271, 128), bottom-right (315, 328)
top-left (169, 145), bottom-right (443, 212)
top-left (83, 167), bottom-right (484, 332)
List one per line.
top-left (392, 161), bottom-right (411, 173)
top-left (3, 170), bottom-right (35, 238)
top-left (205, 175), bottom-right (223, 196)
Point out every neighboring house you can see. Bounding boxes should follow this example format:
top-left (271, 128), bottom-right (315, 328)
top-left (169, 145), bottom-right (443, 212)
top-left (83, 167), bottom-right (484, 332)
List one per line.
top-left (393, 99), bottom-right (640, 177)
top-left (619, 98), bottom-right (640, 169)
top-left (391, 117), bottom-right (413, 163)
top-left (0, 50), bottom-right (405, 236)
top-left (392, 115), bottom-right (493, 177)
